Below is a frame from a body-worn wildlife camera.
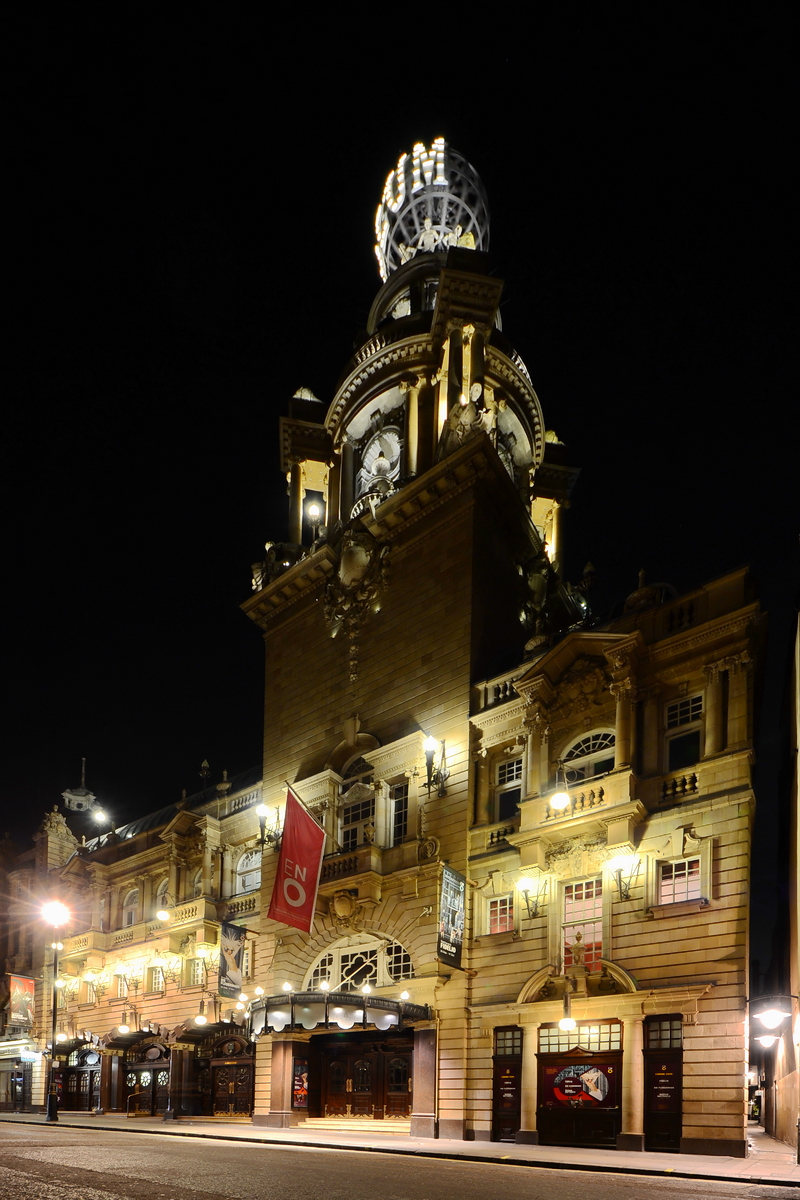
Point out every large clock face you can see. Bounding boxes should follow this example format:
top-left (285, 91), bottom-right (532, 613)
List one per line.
top-left (361, 428), bottom-right (401, 479)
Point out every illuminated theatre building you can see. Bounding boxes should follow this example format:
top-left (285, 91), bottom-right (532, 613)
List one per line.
top-left (2, 142), bottom-right (760, 1155)
top-left (243, 140), bottom-right (761, 1156)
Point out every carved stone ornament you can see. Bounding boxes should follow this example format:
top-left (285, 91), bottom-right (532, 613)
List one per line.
top-left (552, 657), bottom-right (611, 720)
top-left (323, 526), bottom-right (390, 681)
top-left (331, 890), bottom-right (363, 930)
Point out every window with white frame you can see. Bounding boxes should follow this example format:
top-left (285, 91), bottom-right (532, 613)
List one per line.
top-left (391, 782), bottom-right (409, 845)
top-left (563, 732), bottom-right (616, 782)
top-left (341, 793), bottom-right (375, 851)
top-left (116, 974), bottom-right (128, 999)
top-left (150, 966), bottom-right (165, 992)
top-left (495, 757), bottom-right (522, 822)
top-left (659, 857), bottom-right (701, 904)
top-left (665, 695), bottom-right (702, 772)
top-left (304, 935), bottom-right (413, 992)
top-left (186, 958), bottom-right (205, 987)
top-left (241, 945), bottom-right (251, 981)
top-left (121, 889), bottom-right (139, 927)
top-left (488, 894), bottom-right (514, 935)
top-left (236, 849), bottom-right (262, 894)
top-left (563, 878), bottom-right (603, 971)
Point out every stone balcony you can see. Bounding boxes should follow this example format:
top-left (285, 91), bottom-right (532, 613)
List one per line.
top-left (59, 898), bottom-right (221, 961)
top-left (318, 839), bottom-right (423, 890)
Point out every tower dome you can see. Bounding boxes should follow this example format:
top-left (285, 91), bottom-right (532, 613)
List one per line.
top-left (374, 138), bottom-right (490, 281)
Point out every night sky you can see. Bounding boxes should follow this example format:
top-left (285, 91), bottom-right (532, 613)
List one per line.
top-left (5, 18), bottom-right (796, 960)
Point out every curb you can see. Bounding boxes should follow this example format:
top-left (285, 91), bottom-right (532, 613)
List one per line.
top-left (2, 1116), bottom-right (798, 1188)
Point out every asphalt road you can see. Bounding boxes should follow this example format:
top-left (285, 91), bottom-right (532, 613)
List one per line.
top-left (0, 1126), bottom-right (795, 1200)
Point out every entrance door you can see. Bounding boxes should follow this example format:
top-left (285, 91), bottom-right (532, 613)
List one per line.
top-left (321, 1041), bottom-right (413, 1120)
top-left (212, 1065), bottom-right (253, 1116)
top-left (644, 1051), bottom-right (682, 1151)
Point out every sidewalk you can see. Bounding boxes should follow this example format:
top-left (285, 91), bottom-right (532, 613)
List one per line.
top-left (1, 1112), bottom-right (798, 1188)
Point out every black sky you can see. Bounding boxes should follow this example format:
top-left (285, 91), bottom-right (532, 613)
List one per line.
top-left (5, 17), bottom-right (796, 961)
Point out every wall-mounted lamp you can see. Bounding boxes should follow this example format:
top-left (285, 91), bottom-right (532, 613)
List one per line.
top-left (559, 984), bottom-right (577, 1032)
top-left (549, 761), bottom-right (570, 812)
top-left (607, 853), bottom-right (640, 901)
top-left (194, 1000), bottom-right (208, 1026)
top-left (518, 875), bottom-right (548, 919)
top-left (117, 1007), bottom-right (139, 1035)
top-left (755, 1035), bottom-right (778, 1048)
top-left (424, 736), bottom-right (450, 797)
top-left (151, 953), bottom-right (182, 986)
top-left (112, 963), bottom-right (142, 996)
top-left (750, 995), bottom-right (796, 1030)
top-left (257, 803), bottom-right (283, 852)
top-left (154, 893), bottom-right (181, 922)
top-left (307, 502), bottom-right (322, 541)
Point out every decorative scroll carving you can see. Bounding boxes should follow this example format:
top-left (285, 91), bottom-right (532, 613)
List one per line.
top-left (324, 527), bottom-right (390, 681)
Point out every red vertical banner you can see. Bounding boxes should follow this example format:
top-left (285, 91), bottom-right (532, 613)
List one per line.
top-left (267, 789), bottom-right (326, 933)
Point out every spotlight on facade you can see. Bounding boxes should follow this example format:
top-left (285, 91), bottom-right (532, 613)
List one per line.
top-left (257, 803), bottom-right (282, 852)
top-left (361, 984), bottom-right (372, 994)
top-left (751, 996), bottom-right (794, 1030)
top-left (423, 735), bottom-right (449, 797)
top-left (239, 992), bottom-right (248, 1002)
top-left (518, 875), bottom-right (547, 919)
top-left (254, 986), bottom-right (265, 996)
top-left (42, 901), bottom-right (70, 928)
top-left (559, 989), bottom-right (577, 1031)
top-left (755, 1009), bottom-right (789, 1030)
top-left (282, 982), bottom-right (293, 992)
top-left (400, 991), bottom-right (410, 1000)
top-left (756, 1035), bottom-right (778, 1047)
top-left (319, 981), bottom-right (330, 991)
top-left (607, 853), bottom-right (640, 901)
top-left (55, 1032), bottom-right (68, 1043)
top-left (550, 761), bottom-right (570, 811)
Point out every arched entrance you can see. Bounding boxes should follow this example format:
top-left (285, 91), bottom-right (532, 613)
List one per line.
top-left (315, 1031), bottom-right (413, 1120)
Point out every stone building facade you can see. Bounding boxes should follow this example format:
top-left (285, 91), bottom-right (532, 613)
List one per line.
top-left (242, 141), bottom-right (763, 1156)
top-left (1, 767), bottom-right (267, 1117)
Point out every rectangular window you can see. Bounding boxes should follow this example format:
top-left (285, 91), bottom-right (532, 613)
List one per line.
top-left (659, 858), bottom-right (701, 904)
top-left (494, 1028), bottom-right (523, 1056)
top-left (539, 1020), bottom-right (621, 1053)
top-left (667, 696), bottom-right (702, 728)
top-left (563, 878), bottom-right (603, 971)
top-left (645, 1017), bottom-right (682, 1049)
top-left (391, 783), bottom-right (409, 845)
top-left (496, 757), bottom-right (522, 823)
top-left (116, 976), bottom-right (128, 999)
top-left (241, 946), bottom-right (251, 981)
top-left (342, 796), bottom-right (375, 852)
top-left (488, 895), bottom-right (514, 935)
top-left (150, 967), bottom-right (164, 992)
top-left (186, 958), bottom-right (205, 987)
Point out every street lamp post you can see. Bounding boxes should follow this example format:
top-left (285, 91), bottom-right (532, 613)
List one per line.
top-left (41, 901), bottom-right (70, 1122)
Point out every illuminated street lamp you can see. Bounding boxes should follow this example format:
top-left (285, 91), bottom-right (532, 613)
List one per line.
top-left (41, 901), bottom-right (70, 1122)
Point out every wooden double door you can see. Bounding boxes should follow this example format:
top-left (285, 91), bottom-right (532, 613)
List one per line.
top-left (322, 1039), bottom-right (412, 1120)
top-left (211, 1063), bottom-right (253, 1116)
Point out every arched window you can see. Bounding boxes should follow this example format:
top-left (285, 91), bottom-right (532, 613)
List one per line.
top-left (304, 935), bottom-right (413, 992)
top-left (562, 731), bottom-right (615, 782)
top-left (121, 889), bottom-right (139, 927)
top-left (154, 878), bottom-right (169, 908)
top-left (236, 849), bottom-right (261, 894)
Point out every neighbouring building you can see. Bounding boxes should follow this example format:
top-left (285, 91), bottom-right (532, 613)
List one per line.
top-left (1, 140), bottom-right (765, 1155)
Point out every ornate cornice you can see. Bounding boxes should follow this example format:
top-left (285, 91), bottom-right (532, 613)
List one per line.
top-left (241, 545), bottom-right (338, 630)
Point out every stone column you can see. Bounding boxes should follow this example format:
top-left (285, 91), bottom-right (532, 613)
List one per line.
top-left (550, 501), bottom-right (562, 576)
top-left (221, 847), bottom-right (233, 900)
top-left (525, 725), bottom-right (541, 797)
top-left (168, 852), bottom-right (179, 902)
top-left (410, 1025), bottom-right (437, 1138)
top-left (339, 439), bottom-right (354, 523)
top-left (617, 1016), bottom-right (644, 1150)
top-left (405, 770), bottom-right (420, 843)
top-left (163, 1045), bottom-right (185, 1119)
top-left (641, 687), bottom-right (661, 776)
top-left (539, 728), bottom-right (551, 795)
top-left (726, 655), bottom-right (751, 748)
top-left (202, 843), bottom-right (214, 897)
top-left (516, 1021), bottom-right (540, 1143)
top-left (703, 662), bottom-right (725, 756)
top-left (474, 756), bottom-right (491, 825)
top-left (612, 682), bottom-right (633, 769)
top-left (401, 376), bottom-right (423, 478)
top-left (254, 1036), bottom-right (303, 1128)
top-left (327, 454), bottom-right (341, 525)
top-left (288, 459), bottom-right (303, 545)
top-left (437, 335), bottom-right (453, 446)
top-left (520, 735), bottom-right (530, 801)
top-left (135, 875), bottom-right (147, 924)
